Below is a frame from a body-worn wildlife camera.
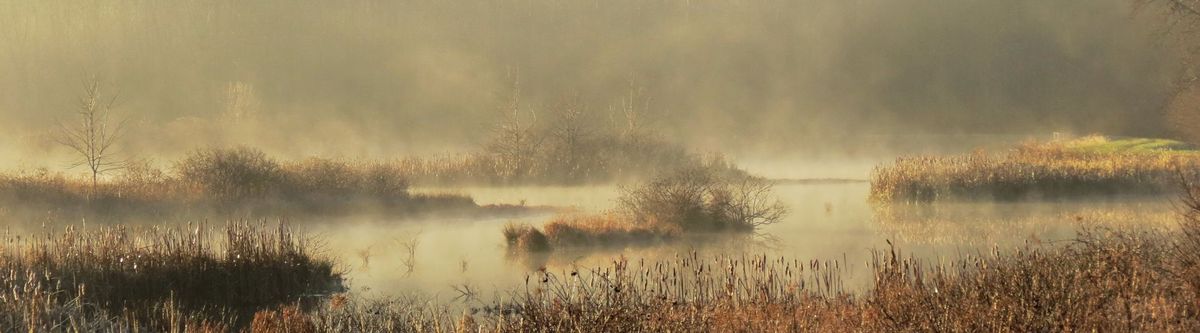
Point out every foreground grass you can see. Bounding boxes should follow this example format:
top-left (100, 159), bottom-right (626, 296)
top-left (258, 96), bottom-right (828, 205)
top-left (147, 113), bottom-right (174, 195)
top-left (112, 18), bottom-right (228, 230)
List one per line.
top-left (0, 222), bottom-right (341, 332)
top-left (871, 136), bottom-right (1200, 203)
top-left (7, 215), bottom-right (1200, 331)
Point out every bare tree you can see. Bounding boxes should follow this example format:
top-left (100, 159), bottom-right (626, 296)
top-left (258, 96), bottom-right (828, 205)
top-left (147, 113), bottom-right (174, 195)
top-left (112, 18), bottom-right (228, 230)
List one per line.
top-left (56, 77), bottom-right (127, 195)
top-left (1136, 0), bottom-right (1200, 140)
top-left (546, 96), bottom-right (594, 181)
top-left (611, 81), bottom-right (654, 143)
top-left (487, 86), bottom-right (540, 181)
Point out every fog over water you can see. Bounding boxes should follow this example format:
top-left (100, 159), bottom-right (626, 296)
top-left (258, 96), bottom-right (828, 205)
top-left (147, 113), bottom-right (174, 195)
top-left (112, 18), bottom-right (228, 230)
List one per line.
top-left (0, 0), bottom-right (1180, 169)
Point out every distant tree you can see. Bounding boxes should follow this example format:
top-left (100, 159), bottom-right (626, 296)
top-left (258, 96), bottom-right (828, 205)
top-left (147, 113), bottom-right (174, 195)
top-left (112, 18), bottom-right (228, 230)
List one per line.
top-left (486, 88), bottom-right (540, 181)
top-left (56, 77), bottom-right (127, 195)
top-left (1137, 0), bottom-right (1200, 141)
top-left (546, 96), bottom-right (595, 182)
top-left (1168, 85), bottom-right (1200, 143)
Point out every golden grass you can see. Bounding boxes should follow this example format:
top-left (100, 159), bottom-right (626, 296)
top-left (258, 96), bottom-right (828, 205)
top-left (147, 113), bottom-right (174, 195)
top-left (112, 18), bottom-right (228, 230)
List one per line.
top-left (870, 140), bottom-right (1200, 203)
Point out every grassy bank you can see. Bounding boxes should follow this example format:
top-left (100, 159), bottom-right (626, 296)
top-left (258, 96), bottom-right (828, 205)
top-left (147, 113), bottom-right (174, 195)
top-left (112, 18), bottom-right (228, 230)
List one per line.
top-left (871, 136), bottom-right (1200, 203)
top-left (0, 222), bottom-right (341, 332)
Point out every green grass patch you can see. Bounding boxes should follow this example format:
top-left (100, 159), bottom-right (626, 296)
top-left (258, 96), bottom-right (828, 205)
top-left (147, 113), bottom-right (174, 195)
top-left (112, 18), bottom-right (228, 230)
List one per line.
top-left (1062, 136), bottom-right (1197, 154)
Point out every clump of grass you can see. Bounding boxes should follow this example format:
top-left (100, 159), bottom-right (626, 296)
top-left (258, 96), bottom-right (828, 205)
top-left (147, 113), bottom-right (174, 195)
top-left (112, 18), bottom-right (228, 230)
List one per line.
top-left (871, 138), bottom-right (1200, 203)
top-left (0, 282), bottom-right (231, 333)
top-left (540, 213), bottom-right (680, 247)
top-left (505, 222), bottom-right (553, 253)
top-left (0, 222), bottom-right (341, 331)
top-left (502, 252), bottom-right (850, 332)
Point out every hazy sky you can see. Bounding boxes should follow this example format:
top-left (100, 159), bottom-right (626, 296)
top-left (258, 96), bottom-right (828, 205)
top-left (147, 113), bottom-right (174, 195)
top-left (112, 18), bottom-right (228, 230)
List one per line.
top-left (0, 0), bottom-right (1180, 163)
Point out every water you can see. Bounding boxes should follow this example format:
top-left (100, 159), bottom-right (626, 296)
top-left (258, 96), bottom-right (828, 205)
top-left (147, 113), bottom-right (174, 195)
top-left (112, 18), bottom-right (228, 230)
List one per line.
top-left (315, 182), bottom-right (1179, 300)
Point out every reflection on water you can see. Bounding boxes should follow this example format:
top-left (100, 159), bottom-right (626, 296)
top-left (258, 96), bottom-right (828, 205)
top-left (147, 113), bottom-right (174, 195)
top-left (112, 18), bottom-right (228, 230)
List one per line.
top-left (318, 183), bottom-right (1180, 299)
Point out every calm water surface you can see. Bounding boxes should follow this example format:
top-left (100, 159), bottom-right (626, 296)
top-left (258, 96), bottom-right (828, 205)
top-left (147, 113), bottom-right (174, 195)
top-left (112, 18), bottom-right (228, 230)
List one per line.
top-left (315, 183), bottom-right (1176, 300)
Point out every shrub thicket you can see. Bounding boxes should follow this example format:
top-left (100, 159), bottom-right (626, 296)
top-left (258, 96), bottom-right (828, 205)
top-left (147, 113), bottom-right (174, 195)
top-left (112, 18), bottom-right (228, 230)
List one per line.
top-left (506, 165), bottom-right (786, 253)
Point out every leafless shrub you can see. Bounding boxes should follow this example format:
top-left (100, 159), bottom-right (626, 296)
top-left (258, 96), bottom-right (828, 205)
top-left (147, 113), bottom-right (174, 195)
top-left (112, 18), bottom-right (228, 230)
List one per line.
top-left (619, 166), bottom-right (787, 232)
top-left (396, 232), bottom-right (422, 276)
top-left (506, 166), bottom-right (785, 253)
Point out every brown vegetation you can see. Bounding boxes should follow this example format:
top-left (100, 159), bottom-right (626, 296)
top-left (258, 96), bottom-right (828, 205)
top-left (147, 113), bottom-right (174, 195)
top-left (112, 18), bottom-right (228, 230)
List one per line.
top-left (0, 223), bottom-right (340, 332)
top-left (871, 140), bottom-right (1200, 203)
top-left (498, 220), bottom-right (1200, 331)
top-left (227, 212), bottom-right (1200, 332)
top-left (505, 166), bottom-right (787, 253)
top-left (0, 147), bottom-right (479, 222)
top-left (9, 206), bottom-right (1200, 331)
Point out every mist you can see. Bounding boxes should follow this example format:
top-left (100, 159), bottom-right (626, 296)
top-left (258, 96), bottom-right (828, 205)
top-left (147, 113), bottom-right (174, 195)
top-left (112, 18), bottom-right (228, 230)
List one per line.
top-left (0, 0), bottom-right (1177, 167)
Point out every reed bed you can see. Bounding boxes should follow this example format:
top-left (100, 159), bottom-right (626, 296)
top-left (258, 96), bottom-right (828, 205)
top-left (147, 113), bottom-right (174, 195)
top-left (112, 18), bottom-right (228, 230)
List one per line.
top-left (0, 222), bottom-right (341, 332)
top-left (871, 140), bottom-right (1200, 203)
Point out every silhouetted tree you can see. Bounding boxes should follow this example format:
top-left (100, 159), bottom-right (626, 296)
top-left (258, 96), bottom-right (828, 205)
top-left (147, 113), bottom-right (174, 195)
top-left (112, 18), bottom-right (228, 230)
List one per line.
top-left (56, 77), bottom-right (127, 196)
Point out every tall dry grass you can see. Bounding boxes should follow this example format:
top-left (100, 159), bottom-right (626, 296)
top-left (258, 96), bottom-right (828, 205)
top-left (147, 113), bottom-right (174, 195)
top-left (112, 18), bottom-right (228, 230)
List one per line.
top-left (871, 141), bottom-right (1200, 203)
top-left (0, 222), bottom-right (341, 332)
